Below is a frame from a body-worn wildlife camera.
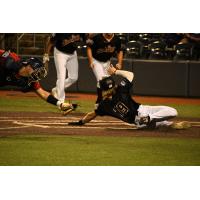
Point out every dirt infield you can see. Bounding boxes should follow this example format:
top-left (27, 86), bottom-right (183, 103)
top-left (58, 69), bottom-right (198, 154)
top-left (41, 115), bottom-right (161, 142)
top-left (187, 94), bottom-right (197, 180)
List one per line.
top-left (0, 112), bottom-right (200, 138)
top-left (0, 91), bottom-right (200, 138)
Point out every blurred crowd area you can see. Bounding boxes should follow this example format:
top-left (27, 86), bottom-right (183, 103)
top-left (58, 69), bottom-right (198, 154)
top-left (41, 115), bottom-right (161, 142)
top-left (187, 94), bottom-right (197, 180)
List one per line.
top-left (0, 33), bottom-right (200, 60)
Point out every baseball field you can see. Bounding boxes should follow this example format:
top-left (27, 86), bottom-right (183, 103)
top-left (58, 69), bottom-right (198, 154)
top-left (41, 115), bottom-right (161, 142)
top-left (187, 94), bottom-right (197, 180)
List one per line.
top-left (0, 90), bottom-right (200, 166)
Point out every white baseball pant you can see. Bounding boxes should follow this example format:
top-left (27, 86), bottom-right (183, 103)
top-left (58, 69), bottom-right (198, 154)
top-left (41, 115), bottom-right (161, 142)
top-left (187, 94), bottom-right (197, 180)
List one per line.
top-left (92, 58), bottom-right (111, 88)
top-left (136, 105), bottom-right (178, 128)
top-left (54, 47), bottom-right (78, 103)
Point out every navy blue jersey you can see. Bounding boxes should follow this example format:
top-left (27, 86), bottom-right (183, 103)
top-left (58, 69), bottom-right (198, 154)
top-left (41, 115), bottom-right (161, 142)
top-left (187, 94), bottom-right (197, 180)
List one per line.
top-left (95, 78), bottom-right (140, 124)
top-left (50, 33), bottom-right (83, 54)
top-left (0, 50), bottom-right (41, 92)
top-left (88, 34), bottom-right (123, 62)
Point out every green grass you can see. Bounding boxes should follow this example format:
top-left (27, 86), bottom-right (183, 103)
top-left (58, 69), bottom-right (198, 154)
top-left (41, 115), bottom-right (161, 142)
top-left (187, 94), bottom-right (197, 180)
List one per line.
top-left (0, 95), bottom-right (200, 166)
top-left (170, 104), bottom-right (200, 118)
top-left (0, 135), bottom-right (200, 166)
top-left (0, 97), bottom-right (94, 113)
top-left (0, 97), bottom-right (200, 117)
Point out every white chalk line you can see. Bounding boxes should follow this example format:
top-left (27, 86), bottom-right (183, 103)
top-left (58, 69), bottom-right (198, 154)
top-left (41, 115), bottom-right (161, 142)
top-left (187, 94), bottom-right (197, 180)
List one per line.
top-left (13, 121), bottom-right (49, 128)
top-left (0, 117), bottom-right (200, 130)
top-left (0, 126), bottom-right (30, 130)
top-left (0, 117), bottom-right (134, 130)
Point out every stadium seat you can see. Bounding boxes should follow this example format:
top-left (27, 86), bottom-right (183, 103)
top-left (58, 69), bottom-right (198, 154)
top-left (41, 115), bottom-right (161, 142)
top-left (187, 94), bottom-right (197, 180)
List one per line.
top-left (76, 41), bottom-right (87, 57)
top-left (174, 42), bottom-right (193, 60)
top-left (125, 40), bottom-right (141, 59)
top-left (139, 38), bottom-right (151, 59)
top-left (116, 33), bottom-right (127, 50)
top-left (127, 33), bottom-right (140, 42)
top-left (149, 40), bottom-right (167, 59)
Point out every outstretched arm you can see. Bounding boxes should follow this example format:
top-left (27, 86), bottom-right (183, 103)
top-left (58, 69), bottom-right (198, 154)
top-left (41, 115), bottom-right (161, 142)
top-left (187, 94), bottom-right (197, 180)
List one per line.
top-left (82, 111), bottom-right (97, 123)
top-left (68, 111), bottom-right (97, 125)
top-left (34, 87), bottom-right (77, 115)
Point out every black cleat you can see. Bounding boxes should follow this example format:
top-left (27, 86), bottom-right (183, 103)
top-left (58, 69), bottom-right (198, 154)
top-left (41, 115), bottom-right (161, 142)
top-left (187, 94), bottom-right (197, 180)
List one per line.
top-left (139, 116), bottom-right (150, 125)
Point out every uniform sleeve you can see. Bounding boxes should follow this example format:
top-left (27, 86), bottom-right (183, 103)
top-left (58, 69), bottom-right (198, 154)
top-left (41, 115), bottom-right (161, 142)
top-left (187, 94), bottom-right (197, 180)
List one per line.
top-left (117, 78), bottom-right (133, 93)
top-left (9, 52), bottom-right (20, 61)
top-left (95, 102), bottom-right (106, 116)
top-left (31, 81), bottom-right (41, 90)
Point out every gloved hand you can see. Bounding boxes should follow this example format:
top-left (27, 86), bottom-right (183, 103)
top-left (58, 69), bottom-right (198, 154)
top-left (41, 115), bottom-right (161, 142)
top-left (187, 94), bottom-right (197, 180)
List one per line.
top-left (68, 120), bottom-right (84, 126)
top-left (59, 103), bottom-right (78, 115)
top-left (43, 53), bottom-right (49, 63)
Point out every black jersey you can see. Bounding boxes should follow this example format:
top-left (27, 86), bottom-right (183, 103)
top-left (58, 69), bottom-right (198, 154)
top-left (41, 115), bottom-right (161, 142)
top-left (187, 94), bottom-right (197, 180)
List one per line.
top-left (95, 78), bottom-right (140, 124)
top-left (88, 34), bottom-right (123, 62)
top-left (50, 33), bottom-right (83, 54)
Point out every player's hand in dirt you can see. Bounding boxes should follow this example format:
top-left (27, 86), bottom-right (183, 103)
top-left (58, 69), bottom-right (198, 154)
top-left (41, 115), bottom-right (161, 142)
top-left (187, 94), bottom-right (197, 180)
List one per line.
top-left (68, 120), bottom-right (84, 126)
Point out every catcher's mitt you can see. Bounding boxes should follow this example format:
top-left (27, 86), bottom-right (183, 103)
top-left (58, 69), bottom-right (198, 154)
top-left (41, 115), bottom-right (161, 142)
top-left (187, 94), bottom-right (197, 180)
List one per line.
top-left (68, 120), bottom-right (84, 126)
top-left (60, 103), bottom-right (78, 115)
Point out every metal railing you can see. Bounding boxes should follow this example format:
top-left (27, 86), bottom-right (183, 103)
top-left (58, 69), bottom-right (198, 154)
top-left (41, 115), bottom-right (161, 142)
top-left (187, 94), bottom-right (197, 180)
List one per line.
top-left (0, 34), bottom-right (5, 49)
top-left (16, 33), bottom-right (36, 54)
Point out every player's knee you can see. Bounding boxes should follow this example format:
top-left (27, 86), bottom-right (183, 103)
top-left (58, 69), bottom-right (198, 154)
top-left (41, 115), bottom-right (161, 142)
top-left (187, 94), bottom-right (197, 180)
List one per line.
top-left (69, 77), bottom-right (78, 84)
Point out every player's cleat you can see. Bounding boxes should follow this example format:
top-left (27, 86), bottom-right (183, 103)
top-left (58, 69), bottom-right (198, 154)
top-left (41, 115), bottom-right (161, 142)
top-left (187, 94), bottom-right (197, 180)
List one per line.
top-left (139, 115), bottom-right (150, 125)
top-left (146, 120), bottom-right (156, 129)
top-left (51, 87), bottom-right (58, 99)
top-left (171, 121), bottom-right (191, 129)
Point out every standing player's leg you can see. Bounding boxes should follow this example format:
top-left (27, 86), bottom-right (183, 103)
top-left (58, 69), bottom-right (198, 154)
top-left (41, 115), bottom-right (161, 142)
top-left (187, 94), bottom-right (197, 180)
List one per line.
top-left (92, 59), bottom-right (110, 104)
top-left (64, 51), bottom-right (78, 89)
top-left (53, 47), bottom-right (68, 103)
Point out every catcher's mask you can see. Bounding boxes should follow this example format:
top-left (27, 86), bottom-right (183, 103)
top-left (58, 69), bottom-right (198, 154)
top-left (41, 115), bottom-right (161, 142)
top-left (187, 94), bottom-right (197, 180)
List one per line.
top-left (21, 57), bottom-right (47, 85)
top-left (99, 76), bottom-right (115, 91)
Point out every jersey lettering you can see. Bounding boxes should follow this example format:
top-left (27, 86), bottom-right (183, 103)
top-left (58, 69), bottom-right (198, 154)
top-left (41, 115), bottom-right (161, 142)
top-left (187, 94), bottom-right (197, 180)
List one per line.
top-left (96, 45), bottom-right (116, 54)
top-left (113, 101), bottom-right (129, 118)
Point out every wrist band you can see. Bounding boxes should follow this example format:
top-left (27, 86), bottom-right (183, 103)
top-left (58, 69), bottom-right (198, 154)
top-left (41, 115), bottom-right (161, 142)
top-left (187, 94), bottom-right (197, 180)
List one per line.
top-left (47, 94), bottom-right (58, 105)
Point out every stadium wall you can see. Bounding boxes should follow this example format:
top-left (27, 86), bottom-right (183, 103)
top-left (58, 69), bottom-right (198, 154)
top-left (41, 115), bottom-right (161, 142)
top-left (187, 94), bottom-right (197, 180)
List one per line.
top-left (3, 56), bottom-right (200, 97)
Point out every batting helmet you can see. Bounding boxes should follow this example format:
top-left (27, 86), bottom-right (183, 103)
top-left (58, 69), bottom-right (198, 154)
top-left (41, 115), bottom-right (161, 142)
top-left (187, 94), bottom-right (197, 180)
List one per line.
top-left (99, 76), bottom-right (115, 91)
top-left (21, 57), bottom-right (47, 85)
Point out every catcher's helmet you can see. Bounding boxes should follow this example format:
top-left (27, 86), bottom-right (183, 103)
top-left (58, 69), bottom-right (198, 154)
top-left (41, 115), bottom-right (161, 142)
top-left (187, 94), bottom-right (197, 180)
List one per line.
top-left (21, 57), bottom-right (47, 85)
top-left (99, 76), bottom-right (115, 91)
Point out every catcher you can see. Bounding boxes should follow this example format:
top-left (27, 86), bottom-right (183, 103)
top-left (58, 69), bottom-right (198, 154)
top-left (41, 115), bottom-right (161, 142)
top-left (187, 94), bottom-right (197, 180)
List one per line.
top-left (68, 65), bottom-right (190, 129)
top-left (0, 49), bottom-right (77, 115)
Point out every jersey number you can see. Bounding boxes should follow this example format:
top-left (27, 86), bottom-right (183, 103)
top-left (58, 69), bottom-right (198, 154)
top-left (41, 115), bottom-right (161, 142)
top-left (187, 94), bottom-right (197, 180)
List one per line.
top-left (114, 102), bottom-right (129, 117)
